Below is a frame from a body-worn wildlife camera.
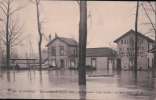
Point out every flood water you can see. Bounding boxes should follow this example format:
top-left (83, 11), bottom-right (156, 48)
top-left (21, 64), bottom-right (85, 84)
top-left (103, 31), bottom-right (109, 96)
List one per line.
top-left (0, 69), bottom-right (156, 100)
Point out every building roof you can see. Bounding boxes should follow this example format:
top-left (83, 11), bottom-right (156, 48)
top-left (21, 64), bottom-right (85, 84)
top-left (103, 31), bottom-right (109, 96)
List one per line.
top-left (114, 29), bottom-right (155, 43)
top-left (86, 47), bottom-right (117, 57)
top-left (47, 36), bottom-right (78, 47)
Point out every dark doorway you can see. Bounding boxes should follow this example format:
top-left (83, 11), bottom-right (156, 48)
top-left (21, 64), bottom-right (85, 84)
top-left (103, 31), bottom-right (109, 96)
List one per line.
top-left (117, 58), bottom-right (121, 71)
top-left (60, 59), bottom-right (65, 68)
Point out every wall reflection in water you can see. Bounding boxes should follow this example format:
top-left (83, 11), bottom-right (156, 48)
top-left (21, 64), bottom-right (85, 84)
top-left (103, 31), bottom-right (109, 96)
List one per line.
top-left (0, 69), bottom-right (155, 99)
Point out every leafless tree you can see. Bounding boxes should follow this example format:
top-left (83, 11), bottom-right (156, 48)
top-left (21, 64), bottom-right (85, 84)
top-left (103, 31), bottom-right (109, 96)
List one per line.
top-left (30, 0), bottom-right (43, 70)
top-left (35, 0), bottom-right (42, 71)
top-left (0, 0), bottom-right (25, 69)
top-left (141, 2), bottom-right (156, 70)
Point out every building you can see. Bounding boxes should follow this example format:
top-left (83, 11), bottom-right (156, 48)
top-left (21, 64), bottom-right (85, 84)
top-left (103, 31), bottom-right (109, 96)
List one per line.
top-left (86, 47), bottom-right (117, 71)
top-left (47, 34), bottom-right (117, 71)
top-left (47, 34), bottom-right (78, 69)
top-left (114, 29), bottom-right (155, 70)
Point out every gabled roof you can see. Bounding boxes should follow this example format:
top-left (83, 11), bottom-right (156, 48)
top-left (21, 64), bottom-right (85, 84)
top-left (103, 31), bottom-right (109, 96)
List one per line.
top-left (47, 36), bottom-right (78, 47)
top-left (86, 47), bottom-right (117, 57)
top-left (114, 29), bottom-right (155, 43)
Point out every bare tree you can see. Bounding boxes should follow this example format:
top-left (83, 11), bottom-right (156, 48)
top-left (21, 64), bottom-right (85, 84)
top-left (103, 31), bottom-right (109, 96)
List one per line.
top-left (30, 0), bottom-right (43, 70)
top-left (0, 0), bottom-right (24, 69)
top-left (35, 0), bottom-right (42, 71)
top-left (141, 2), bottom-right (156, 71)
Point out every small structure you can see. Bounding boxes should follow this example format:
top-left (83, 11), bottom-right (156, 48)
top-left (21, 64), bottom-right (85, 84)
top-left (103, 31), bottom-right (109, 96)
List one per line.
top-left (86, 47), bottom-right (117, 71)
top-left (47, 34), bottom-right (78, 69)
top-left (10, 58), bottom-right (39, 69)
top-left (114, 29), bottom-right (155, 70)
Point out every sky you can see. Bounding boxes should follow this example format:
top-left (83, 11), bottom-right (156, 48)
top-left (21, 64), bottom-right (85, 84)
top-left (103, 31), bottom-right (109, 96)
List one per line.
top-left (0, 1), bottom-right (155, 58)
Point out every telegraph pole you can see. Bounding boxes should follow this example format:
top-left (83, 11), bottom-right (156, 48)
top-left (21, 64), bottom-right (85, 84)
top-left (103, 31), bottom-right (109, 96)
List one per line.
top-left (134, 1), bottom-right (139, 74)
top-left (78, 1), bottom-right (87, 85)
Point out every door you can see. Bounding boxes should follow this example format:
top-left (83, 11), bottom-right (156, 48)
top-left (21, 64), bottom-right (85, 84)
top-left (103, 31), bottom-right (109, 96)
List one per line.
top-left (91, 58), bottom-right (96, 68)
top-left (117, 58), bottom-right (121, 71)
top-left (60, 59), bottom-right (65, 68)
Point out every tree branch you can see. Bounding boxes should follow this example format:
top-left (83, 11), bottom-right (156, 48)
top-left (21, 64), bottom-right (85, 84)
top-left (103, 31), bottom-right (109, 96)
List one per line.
top-left (141, 3), bottom-right (156, 33)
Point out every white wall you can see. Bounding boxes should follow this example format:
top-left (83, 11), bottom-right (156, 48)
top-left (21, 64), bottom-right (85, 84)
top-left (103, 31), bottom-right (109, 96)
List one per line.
top-left (116, 32), bottom-right (154, 70)
top-left (48, 39), bottom-right (77, 68)
top-left (86, 57), bottom-right (109, 70)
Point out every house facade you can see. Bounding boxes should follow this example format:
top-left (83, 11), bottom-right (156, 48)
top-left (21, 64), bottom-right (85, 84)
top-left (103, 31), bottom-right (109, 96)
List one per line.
top-left (47, 34), bottom-right (78, 69)
top-left (86, 48), bottom-right (117, 71)
top-left (114, 29), bottom-right (155, 70)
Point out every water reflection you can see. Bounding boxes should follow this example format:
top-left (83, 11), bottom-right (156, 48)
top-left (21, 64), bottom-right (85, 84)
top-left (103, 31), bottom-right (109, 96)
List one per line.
top-left (13, 70), bottom-right (16, 82)
top-left (39, 71), bottom-right (43, 86)
top-left (7, 71), bottom-right (10, 82)
top-left (28, 70), bottom-right (32, 81)
top-left (116, 71), bottom-right (156, 100)
top-left (0, 69), bottom-right (155, 99)
top-left (79, 85), bottom-right (86, 100)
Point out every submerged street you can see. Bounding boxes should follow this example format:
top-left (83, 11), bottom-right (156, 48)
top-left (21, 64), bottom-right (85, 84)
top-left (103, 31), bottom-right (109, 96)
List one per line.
top-left (0, 70), bottom-right (155, 100)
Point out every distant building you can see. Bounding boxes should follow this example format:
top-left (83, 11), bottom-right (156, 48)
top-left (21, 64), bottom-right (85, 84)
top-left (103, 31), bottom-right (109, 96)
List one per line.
top-left (86, 47), bottom-right (117, 71)
top-left (114, 29), bottom-right (155, 70)
top-left (47, 34), bottom-right (78, 69)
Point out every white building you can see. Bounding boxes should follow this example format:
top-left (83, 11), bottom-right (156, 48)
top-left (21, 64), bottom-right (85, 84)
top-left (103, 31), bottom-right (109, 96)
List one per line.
top-left (114, 29), bottom-right (155, 70)
top-left (47, 34), bottom-right (78, 69)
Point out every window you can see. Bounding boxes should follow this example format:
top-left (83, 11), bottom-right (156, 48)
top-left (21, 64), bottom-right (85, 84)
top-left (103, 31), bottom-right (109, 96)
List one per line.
top-left (91, 58), bottom-right (96, 68)
top-left (73, 49), bottom-right (76, 56)
top-left (70, 60), bottom-right (75, 68)
top-left (51, 59), bottom-right (56, 67)
top-left (60, 46), bottom-right (64, 56)
top-left (51, 47), bottom-right (56, 56)
top-left (121, 40), bottom-right (123, 44)
top-left (124, 40), bottom-right (126, 44)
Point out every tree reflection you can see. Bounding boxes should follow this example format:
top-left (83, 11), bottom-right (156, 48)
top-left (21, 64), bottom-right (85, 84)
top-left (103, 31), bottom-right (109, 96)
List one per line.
top-left (39, 71), bottom-right (43, 86)
top-left (79, 85), bottom-right (86, 100)
top-left (7, 71), bottom-right (10, 82)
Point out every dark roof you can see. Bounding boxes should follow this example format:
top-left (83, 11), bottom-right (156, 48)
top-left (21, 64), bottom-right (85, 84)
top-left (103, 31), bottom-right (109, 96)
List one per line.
top-left (114, 29), bottom-right (155, 43)
top-left (86, 47), bottom-right (117, 57)
top-left (47, 36), bottom-right (78, 47)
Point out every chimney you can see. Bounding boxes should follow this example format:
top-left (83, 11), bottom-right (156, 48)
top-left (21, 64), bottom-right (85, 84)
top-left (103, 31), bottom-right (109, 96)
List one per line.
top-left (49, 34), bottom-right (51, 42)
top-left (55, 32), bottom-right (58, 38)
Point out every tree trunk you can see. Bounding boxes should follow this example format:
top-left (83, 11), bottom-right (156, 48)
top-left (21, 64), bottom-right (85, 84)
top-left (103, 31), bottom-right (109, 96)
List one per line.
top-left (78, 1), bottom-right (87, 85)
top-left (36, 0), bottom-right (42, 71)
top-left (6, 1), bottom-right (10, 70)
